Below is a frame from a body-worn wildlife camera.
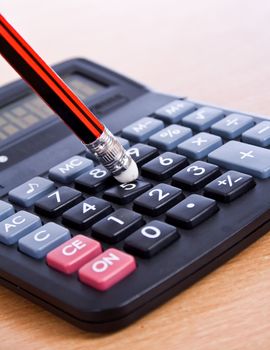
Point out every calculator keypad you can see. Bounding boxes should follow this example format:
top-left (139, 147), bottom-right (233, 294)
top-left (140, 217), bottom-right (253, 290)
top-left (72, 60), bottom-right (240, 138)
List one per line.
top-left (92, 208), bottom-right (144, 243)
top-left (166, 194), bottom-right (218, 229)
top-left (62, 197), bottom-right (113, 230)
top-left (78, 248), bottom-right (136, 291)
top-left (1, 98), bottom-right (269, 296)
top-left (47, 235), bottom-right (102, 274)
top-left (124, 220), bottom-right (179, 258)
top-left (9, 177), bottom-right (55, 207)
top-left (133, 184), bottom-right (184, 217)
top-left (177, 132), bottom-right (222, 160)
top-left (18, 222), bottom-right (71, 259)
top-left (35, 187), bottom-right (83, 217)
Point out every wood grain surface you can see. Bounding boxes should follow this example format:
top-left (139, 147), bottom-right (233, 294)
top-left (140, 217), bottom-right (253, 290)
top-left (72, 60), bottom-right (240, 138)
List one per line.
top-left (0, 1), bottom-right (270, 349)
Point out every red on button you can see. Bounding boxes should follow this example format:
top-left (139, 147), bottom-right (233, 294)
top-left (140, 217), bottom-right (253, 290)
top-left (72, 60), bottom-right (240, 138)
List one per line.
top-left (78, 248), bottom-right (136, 291)
top-left (46, 235), bottom-right (102, 274)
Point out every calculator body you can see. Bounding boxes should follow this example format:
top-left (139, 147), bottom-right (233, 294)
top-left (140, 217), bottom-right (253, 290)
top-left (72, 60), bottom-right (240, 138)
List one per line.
top-left (0, 58), bottom-right (270, 332)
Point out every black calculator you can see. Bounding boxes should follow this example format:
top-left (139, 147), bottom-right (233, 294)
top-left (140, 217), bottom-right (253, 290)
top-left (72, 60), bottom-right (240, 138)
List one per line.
top-left (0, 58), bottom-right (269, 332)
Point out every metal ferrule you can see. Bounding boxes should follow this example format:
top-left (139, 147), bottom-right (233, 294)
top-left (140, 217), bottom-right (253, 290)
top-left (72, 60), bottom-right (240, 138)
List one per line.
top-left (85, 127), bottom-right (132, 176)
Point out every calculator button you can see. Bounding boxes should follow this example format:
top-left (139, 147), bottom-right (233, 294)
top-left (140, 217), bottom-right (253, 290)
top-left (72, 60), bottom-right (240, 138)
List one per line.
top-left (18, 223), bottom-right (71, 259)
top-left (141, 153), bottom-right (188, 181)
top-left (75, 165), bottom-right (113, 194)
top-left (86, 136), bottom-right (130, 160)
top-left (154, 100), bottom-right (196, 123)
top-left (62, 197), bottom-right (113, 230)
top-left (8, 177), bottom-right (55, 207)
top-left (182, 107), bottom-right (224, 131)
top-left (124, 220), bottom-right (179, 258)
top-left (177, 132), bottom-right (222, 160)
top-left (242, 121), bottom-right (270, 147)
top-left (126, 143), bottom-right (158, 166)
top-left (204, 170), bottom-right (255, 202)
top-left (211, 114), bottom-right (254, 139)
top-left (49, 156), bottom-right (93, 184)
top-left (47, 235), bottom-right (102, 274)
top-left (133, 184), bottom-right (184, 216)
top-left (208, 140), bottom-right (270, 179)
top-left (103, 181), bottom-right (152, 205)
top-left (0, 201), bottom-right (14, 221)
top-left (92, 208), bottom-right (144, 243)
top-left (35, 187), bottom-right (83, 218)
top-left (79, 248), bottom-right (136, 291)
top-left (149, 124), bottom-right (192, 151)
top-left (172, 161), bottom-right (221, 191)
top-left (0, 211), bottom-right (41, 245)
top-left (122, 117), bottom-right (164, 142)
top-left (166, 194), bottom-right (218, 229)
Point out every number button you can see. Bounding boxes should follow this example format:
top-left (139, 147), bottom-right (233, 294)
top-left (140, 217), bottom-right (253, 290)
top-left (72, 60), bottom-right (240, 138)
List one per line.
top-left (124, 220), bottom-right (179, 258)
top-left (172, 161), bottom-right (221, 191)
top-left (166, 194), bottom-right (218, 228)
top-left (133, 184), bottom-right (184, 216)
top-left (103, 181), bottom-right (152, 205)
top-left (62, 197), bottom-right (113, 230)
top-left (8, 177), bottom-right (55, 207)
top-left (79, 248), bottom-right (136, 291)
top-left (126, 143), bottom-right (159, 166)
top-left (92, 208), bottom-right (144, 243)
top-left (35, 187), bottom-right (83, 218)
top-left (141, 152), bottom-right (188, 181)
top-left (204, 170), bottom-right (255, 202)
top-left (75, 165), bottom-right (113, 194)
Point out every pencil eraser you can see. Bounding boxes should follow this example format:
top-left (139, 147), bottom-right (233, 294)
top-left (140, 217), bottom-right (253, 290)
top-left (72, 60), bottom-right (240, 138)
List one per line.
top-left (114, 159), bottom-right (139, 183)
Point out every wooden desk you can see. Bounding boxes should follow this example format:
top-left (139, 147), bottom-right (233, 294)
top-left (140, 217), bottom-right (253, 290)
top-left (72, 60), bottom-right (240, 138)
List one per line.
top-left (1, 1), bottom-right (270, 349)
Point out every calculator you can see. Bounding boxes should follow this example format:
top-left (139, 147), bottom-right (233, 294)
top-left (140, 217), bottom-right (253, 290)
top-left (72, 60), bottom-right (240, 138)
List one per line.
top-left (0, 58), bottom-right (270, 332)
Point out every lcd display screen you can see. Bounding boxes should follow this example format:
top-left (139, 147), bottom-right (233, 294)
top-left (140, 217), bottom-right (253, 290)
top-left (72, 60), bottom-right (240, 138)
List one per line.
top-left (0, 74), bottom-right (105, 144)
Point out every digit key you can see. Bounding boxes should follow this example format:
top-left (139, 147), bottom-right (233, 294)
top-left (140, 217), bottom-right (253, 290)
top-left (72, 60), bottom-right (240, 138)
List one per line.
top-left (166, 194), bottom-right (218, 229)
top-left (124, 220), bottom-right (179, 258)
top-left (204, 170), bottom-right (256, 202)
top-left (103, 181), bottom-right (152, 205)
top-left (172, 161), bottom-right (221, 191)
top-left (79, 248), bottom-right (136, 291)
top-left (75, 165), bottom-right (113, 194)
top-left (35, 187), bottom-right (83, 218)
top-left (62, 197), bottom-right (113, 230)
top-left (126, 143), bottom-right (159, 166)
top-left (141, 153), bottom-right (188, 181)
top-left (92, 208), bottom-right (144, 243)
top-left (133, 184), bottom-right (184, 216)
top-left (47, 235), bottom-right (102, 274)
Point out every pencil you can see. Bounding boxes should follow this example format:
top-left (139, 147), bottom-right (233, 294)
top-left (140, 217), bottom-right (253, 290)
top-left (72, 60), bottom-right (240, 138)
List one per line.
top-left (0, 14), bottom-right (138, 183)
